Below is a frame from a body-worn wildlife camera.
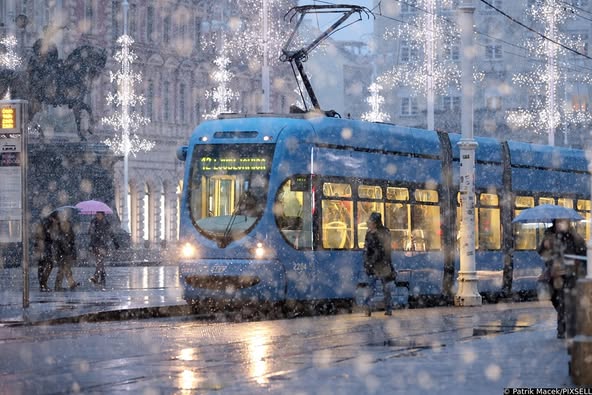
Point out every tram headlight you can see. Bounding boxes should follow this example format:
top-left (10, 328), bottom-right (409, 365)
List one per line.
top-left (254, 242), bottom-right (265, 259)
top-left (180, 242), bottom-right (198, 260)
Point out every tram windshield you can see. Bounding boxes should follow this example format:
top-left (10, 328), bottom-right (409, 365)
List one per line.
top-left (188, 143), bottom-right (275, 244)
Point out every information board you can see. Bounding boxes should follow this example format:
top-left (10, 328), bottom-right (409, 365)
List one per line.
top-left (0, 138), bottom-right (21, 242)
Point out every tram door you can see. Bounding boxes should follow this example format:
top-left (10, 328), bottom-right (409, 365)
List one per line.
top-left (207, 176), bottom-right (236, 216)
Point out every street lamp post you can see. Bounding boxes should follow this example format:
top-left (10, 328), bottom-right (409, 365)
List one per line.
top-left (455, 0), bottom-right (481, 307)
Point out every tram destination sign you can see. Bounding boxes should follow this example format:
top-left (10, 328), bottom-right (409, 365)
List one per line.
top-left (200, 156), bottom-right (269, 172)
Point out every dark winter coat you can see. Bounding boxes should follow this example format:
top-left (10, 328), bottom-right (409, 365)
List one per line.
top-left (89, 217), bottom-right (118, 250)
top-left (53, 219), bottom-right (77, 260)
top-left (33, 217), bottom-right (54, 263)
top-left (537, 225), bottom-right (586, 286)
top-left (364, 226), bottom-right (395, 280)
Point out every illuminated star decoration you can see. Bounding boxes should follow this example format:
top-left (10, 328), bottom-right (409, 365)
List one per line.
top-left (0, 35), bottom-right (22, 70)
top-left (205, 51), bottom-right (239, 119)
top-left (506, 0), bottom-right (592, 138)
top-left (102, 34), bottom-right (154, 156)
top-left (361, 82), bottom-right (390, 122)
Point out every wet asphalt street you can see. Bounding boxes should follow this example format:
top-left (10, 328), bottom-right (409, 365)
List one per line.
top-left (0, 301), bottom-right (565, 394)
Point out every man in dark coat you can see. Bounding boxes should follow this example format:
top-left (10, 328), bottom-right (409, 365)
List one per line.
top-left (538, 218), bottom-right (586, 339)
top-left (52, 214), bottom-right (79, 291)
top-left (362, 212), bottom-right (396, 316)
top-left (88, 211), bottom-right (118, 286)
top-left (34, 215), bottom-right (56, 292)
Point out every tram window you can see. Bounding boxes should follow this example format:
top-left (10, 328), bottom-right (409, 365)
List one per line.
top-left (414, 189), bottom-right (438, 203)
top-left (539, 197), bottom-right (555, 205)
top-left (412, 189), bottom-right (441, 250)
top-left (514, 195), bottom-right (536, 250)
top-left (357, 185), bottom-right (384, 248)
top-left (387, 187), bottom-right (409, 201)
top-left (478, 193), bottom-right (501, 250)
top-left (577, 199), bottom-right (591, 241)
top-left (323, 182), bottom-right (352, 198)
top-left (386, 202), bottom-right (409, 250)
top-left (558, 198), bottom-right (574, 208)
top-left (358, 185), bottom-right (382, 199)
top-left (274, 178), bottom-right (312, 249)
top-left (385, 187), bottom-right (410, 250)
top-left (322, 199), bottom-right (354, 249)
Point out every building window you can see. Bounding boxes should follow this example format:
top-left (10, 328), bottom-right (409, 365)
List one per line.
top-left (164, 16), bottom-right (171, 44)
top-left (485, 44), bottom-right (503, 60)
top-left (573, 0), bottom-right (589, 7)
top-left (400, 41), bottom-right (419, 63)
top-left (129, 4), bottom-right (136, 37)
top-left (571, 33), bottom-right (588, 56)
top-left (146, 6), bottom-right (154, 42)
top-left (401, 97), bottom-right (418, 116)
top-left (572, 95), bottom-right (589, 112)
top-left (179, 83), bottom-right (186, 123)
top-left (444, 45), bottom-right (460, 61)
top-left (146, 80), bottom-right (154, 121)
top-left (442, 95), bottom-right (461, 111)
top-left (163, 81), bottom-right (170, 122)
top-left (195, 17), bottom-right (202, 52)
top-left (112, 1), bottom-right (120, 41)
top-left (401, 0), bottom-right (417, 13)
top-left (482, 0), bottom-right (503, 11)
top-left (84, 0), bottom-right (93, 33)
top-left (486, 96), bottom-right (502, 110)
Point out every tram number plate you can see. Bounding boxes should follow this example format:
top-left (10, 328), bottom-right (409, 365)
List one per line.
top-left (211, 265), bottom-right (227, 273)
top-left (293, 263), bottom-right (307, 272)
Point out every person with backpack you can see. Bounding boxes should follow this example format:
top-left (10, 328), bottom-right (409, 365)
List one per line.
top-left (362, 212), bottom-right (396, 316)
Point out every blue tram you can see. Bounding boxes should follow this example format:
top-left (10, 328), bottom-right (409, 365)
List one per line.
top-left (176, 113), bottom-right (590, 311)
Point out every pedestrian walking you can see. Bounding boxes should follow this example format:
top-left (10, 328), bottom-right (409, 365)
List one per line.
top-left (362, 212), bottom-right (396, 316)
top-left (88, 211), bottom-right (119, 286)
top-left (52, 213), bottom-right (79, 291)
top-left (34, 214), bottom-right (56, 292)
top-left (537, 218), bottom-right (586, 339)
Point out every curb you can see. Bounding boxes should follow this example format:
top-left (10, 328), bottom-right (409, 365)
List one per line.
top-left (20, 304), bottom-right (194, 326)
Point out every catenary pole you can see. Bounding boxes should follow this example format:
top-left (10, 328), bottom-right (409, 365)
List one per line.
top-left (262, 0), bottom-right (271, 112)
top-left (455, 0), bottom-right (481, 307)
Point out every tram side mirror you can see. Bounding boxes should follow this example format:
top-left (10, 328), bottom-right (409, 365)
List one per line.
top-left (176, 146), bottom-right (188, 161)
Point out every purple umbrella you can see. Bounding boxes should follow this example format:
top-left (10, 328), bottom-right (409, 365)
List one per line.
top-left (75, 200), bottom-right (113, 215)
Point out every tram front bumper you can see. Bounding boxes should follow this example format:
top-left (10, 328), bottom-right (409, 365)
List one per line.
top-left (179, 259), bottom-right (286, 306)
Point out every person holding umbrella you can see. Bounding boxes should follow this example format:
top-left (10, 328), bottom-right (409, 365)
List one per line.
top-left (88, 211), bottom-right (119, 286)
top-left (537, 218), bottom-right (586, 339)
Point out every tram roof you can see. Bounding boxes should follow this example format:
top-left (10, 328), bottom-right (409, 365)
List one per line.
top-left (507, 140), bottom-right (587, 172)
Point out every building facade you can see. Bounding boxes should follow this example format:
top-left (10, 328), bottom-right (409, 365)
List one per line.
top-left (1, 0), bottom-right (298, 250)
top-left (372, 0), bottom-right (592, 148)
